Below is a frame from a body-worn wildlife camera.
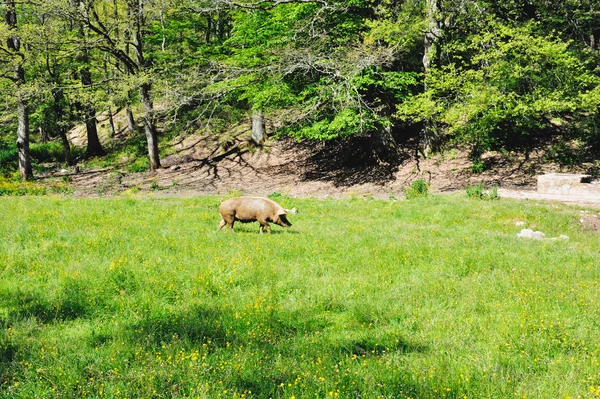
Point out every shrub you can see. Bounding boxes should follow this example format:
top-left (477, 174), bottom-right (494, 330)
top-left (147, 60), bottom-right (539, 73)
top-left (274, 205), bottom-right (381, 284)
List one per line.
top-left (466, 184), bottom-right (499, 200)
top-left (466, 184), bottom-right (484, 199)
top-left (0, 177), bottom-right (72, 196)
top-left (0, 178), bottom-right (47, 196)
top-left (403, 178), bottom-right (429, 199)
top-left (0, 142), bottom-right (17, 176)
top-left (127, 157), bottom-right (150, 173)
top-left (30, 142), bottom-right (67, 163)
top-left (471, 160), bottom-right (486, 174)
top-left (150, 180), bottom-right (161, 191)
top-left (48, 182), bottom-right (74, 195)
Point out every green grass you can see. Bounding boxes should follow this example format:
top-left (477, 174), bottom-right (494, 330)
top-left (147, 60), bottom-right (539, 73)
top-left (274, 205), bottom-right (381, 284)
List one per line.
top-left (1, 194), bottom-right (599, 398)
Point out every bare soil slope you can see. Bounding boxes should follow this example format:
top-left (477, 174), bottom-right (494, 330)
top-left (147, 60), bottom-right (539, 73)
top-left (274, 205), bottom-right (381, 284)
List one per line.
top-left (47, 125), bottom-right (600, 229)
top-left (55, 130), bottom-right (594, 200)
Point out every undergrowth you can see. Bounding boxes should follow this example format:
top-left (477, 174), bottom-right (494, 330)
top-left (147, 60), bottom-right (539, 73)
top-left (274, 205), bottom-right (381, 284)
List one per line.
top-left (0, 177), bottom-right (73, 196)
top-left (403, 178), bottom-right (429, 199)
top-left (466, 184), bottom-right (499, 200)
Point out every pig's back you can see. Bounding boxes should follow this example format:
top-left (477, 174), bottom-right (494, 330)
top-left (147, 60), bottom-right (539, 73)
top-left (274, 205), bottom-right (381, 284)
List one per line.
top-left (220, 197), bottom-right (278, 221)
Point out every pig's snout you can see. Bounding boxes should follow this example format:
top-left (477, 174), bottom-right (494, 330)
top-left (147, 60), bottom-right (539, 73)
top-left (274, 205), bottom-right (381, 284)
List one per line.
top-left (277, 214), bottom-right (292, 227)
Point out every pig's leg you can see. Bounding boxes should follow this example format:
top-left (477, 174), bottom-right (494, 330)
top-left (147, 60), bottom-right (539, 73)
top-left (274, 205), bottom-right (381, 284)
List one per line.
top-left (221, 214), bottom-right (235, 231)
top-left (258, 220), bottom-right (271, 234)
top-left (217, 219), bottom-right (226, 231)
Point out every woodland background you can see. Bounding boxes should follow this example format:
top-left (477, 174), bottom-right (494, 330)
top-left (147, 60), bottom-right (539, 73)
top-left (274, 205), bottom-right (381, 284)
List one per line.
top-left (1, 0), bottom-right (599, 181)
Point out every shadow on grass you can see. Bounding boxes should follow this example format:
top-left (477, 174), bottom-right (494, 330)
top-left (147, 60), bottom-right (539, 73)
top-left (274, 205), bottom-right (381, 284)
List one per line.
top-left (0, 280), bottom-right (93, 324)
top-left (120, 300), bottom-right (444, 397)
top-left (345, 336), bottom-right (428, 357)
top-left (0, 339), bottom-right (19, 386)
top-left (127, 303), bottom-right (230, 347)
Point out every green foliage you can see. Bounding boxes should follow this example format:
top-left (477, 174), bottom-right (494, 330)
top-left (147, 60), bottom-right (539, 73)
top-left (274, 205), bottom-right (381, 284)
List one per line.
top-left (398, 21), bottom-right (600, 153)
top-left (0, 176), bottom-right (72, 196)
top-left (543, 141), bottom-right (585, 166)
top-left (403, 178), bottom-right (429, 199)
top-left (471, 160), bottom-right (486, 174)
top-left (149, 180), bottom-right (161, 191)
top-left (127, 157), bottom-right (150, 173)
top-left (1, 0), bottom-right (600, 174)
top-left (0, 140), bottom-right (17, 176)
top-left (466, 184), bottom-right (499, 200)
top-left (0, 178), bottom-right (47, 196)
top-left (288, 108), bottom-right (373, 141)
top-left (30, 142), bottom-right (78, 164)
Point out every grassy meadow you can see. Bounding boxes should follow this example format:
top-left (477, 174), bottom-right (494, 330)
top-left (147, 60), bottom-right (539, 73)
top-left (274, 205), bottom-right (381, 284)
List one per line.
top-left (1, 193), bottom-right (600, 398)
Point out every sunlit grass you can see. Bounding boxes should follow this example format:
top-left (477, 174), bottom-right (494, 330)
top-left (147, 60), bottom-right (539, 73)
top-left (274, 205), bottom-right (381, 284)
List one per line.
top-left (1, 194), bottom-right (599, 398)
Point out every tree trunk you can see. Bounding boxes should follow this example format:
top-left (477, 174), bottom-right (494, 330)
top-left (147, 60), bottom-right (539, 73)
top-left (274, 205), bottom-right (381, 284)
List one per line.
top-left (107, 107), bottom-right (116, 138)
top-left (139, 83), bottom-right (161, 170)
top-left (126, 107), bottom-right (136, 133)
top-left (6, 0), bottom-right (32, 180)
top-left (51, 89), bottom-right (74, 167)
top-left (372, 124), bottom-right (397, 162)
top-left (80, 68), bottom-right (105, 157)
top-left (58, 129), bottom-right (74, 167)
top-left (16, 98), bottom-right (32, 180)
top-left (206, 15), bottom-right (212, 43)
top-left (418, 0), bottom-right (442, 164)
top-left (423, 0), bottom-right (441, 75)
top-left (75, 1), bottom-right (105, 157)
top-left (84, 112), bottom-right (104, 156)
top-left (218, 11), bottom-right (226, 40)
top-left (251, 110), bottom-right (266, 145)
top-left (132, 0), bottom-right (161, 170)
top-left (39, 127), bottom-right (48, 143)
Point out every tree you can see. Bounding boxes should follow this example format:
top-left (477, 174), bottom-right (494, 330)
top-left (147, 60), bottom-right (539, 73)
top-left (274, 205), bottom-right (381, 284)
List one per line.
top-left (67, 0), bottom-right (162, 170)
top-left (181, 0), bottom-right (421, 162)
top-left (130, 0), bottom-right (160, 169)
top-left (1, 0), bottom-right (33, 180)
top-left (398, 0), bottom-right (600, 158)
top-left (73, 0), bottom-right (105, 157)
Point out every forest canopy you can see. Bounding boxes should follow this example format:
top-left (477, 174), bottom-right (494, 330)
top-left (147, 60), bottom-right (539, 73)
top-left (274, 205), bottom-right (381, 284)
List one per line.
top-left (0, 0), bottom-right (599, 179)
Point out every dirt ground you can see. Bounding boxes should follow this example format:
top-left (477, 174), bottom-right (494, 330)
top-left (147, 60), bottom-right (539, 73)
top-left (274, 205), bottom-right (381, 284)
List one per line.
top-left (54, 134), bottom-right (596, 199)
top-left (41, 128), bottom-right (600, 229)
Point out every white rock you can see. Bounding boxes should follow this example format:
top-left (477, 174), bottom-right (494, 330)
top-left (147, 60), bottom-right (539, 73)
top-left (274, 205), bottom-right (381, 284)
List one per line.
top-left (517, 228), bottom-right (546, 240)
top-left (515, 221), bottom-right (526, 226)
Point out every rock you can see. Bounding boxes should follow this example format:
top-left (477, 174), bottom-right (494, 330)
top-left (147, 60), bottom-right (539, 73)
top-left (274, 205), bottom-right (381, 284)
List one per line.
top-left (517, 229), bottom-right (569, 241)
top-left (517, 228), bottom-right (546, 240)
top-left (537, 173), bottom-right (597, 195)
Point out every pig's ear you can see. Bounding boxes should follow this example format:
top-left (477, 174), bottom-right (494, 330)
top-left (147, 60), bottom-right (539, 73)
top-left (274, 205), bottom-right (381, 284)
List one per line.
top-left (277, 209), bottom-right (287, 215)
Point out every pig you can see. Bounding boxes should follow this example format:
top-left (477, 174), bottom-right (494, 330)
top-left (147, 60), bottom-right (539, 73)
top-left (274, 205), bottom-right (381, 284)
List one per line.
top-left (217, 197), bottom-right (295, 233)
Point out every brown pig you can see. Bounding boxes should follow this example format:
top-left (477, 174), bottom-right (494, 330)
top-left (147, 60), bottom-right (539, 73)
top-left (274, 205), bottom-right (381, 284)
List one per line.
top-left (217, 197), bottom-right (295, 233)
